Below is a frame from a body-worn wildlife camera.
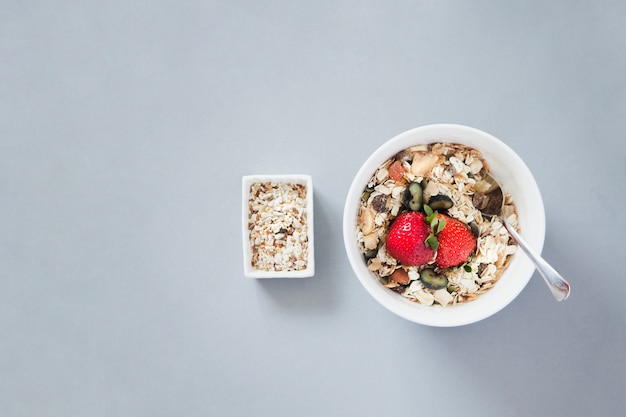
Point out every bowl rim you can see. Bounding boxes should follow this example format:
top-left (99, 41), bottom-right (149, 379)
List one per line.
top-left (342, 124), bottom-right (545, 326)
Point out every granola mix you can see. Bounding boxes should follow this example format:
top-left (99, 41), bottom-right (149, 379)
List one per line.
top-left (248, 182), bottom-right (309, 272)
top-left (356, 143), bottom-right (519, 306)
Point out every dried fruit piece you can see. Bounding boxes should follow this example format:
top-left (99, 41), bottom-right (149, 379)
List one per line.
top-left (388, 160), bottom-right (405, 181)
top-left (371, 194), bottom-right (389, 213)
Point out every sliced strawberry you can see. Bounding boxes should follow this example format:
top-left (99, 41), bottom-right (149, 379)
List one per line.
top-left (386, 212), bottom-right (434, 266)
top-left (435, 214), bottom-right (477, 269)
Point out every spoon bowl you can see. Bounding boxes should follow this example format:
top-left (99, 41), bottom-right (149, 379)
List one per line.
top-left (476, 174), bottom-right (571, 301)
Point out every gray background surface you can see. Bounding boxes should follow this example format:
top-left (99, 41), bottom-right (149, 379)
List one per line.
top-left (2, 1), bottom-right (625, 416)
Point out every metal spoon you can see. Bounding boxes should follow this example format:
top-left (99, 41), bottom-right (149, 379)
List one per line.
top-left (473, 175), bottom-right (570, 301)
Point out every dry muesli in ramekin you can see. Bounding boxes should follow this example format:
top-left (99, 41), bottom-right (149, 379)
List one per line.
top-left (247, 181), bottom-right (309, 272)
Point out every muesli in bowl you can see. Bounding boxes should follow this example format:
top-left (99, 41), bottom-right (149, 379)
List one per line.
top-left (356, 142), bottom-right (518, 307)
top-left (343, 124), bottom-right (545, 326)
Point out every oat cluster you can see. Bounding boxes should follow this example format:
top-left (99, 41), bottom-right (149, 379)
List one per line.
top-left (357, 143), bottom-right (519, 306)
top-left (248, 182), bottom-right (309, 271)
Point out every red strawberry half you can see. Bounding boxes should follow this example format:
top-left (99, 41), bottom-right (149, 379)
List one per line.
top-left (435, 214), bottom-right (477, 269)
top-left (386, 212), bottom-right (435, 266)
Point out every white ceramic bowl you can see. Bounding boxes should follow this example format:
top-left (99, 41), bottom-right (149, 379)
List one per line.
top-left (343, 124), bottom-right (544, 326)
top-left (242, 174), bottom-right (315, 278)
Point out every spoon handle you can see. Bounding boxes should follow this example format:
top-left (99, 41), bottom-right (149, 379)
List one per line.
top-left (503, 219), bottom-right (571, 301)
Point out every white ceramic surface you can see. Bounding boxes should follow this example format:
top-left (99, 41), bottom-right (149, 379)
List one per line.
top-left (242, 174), bottom-right (315, 278)
top-left (343, 124), bottom-right (545, 326)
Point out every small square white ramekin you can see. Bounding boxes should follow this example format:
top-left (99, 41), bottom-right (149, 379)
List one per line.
top-left (242, 174), bottom-right (315, 278)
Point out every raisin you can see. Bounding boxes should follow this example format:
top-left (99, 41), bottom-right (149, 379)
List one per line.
top-left (371, 194), bottom-right (389, 213)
